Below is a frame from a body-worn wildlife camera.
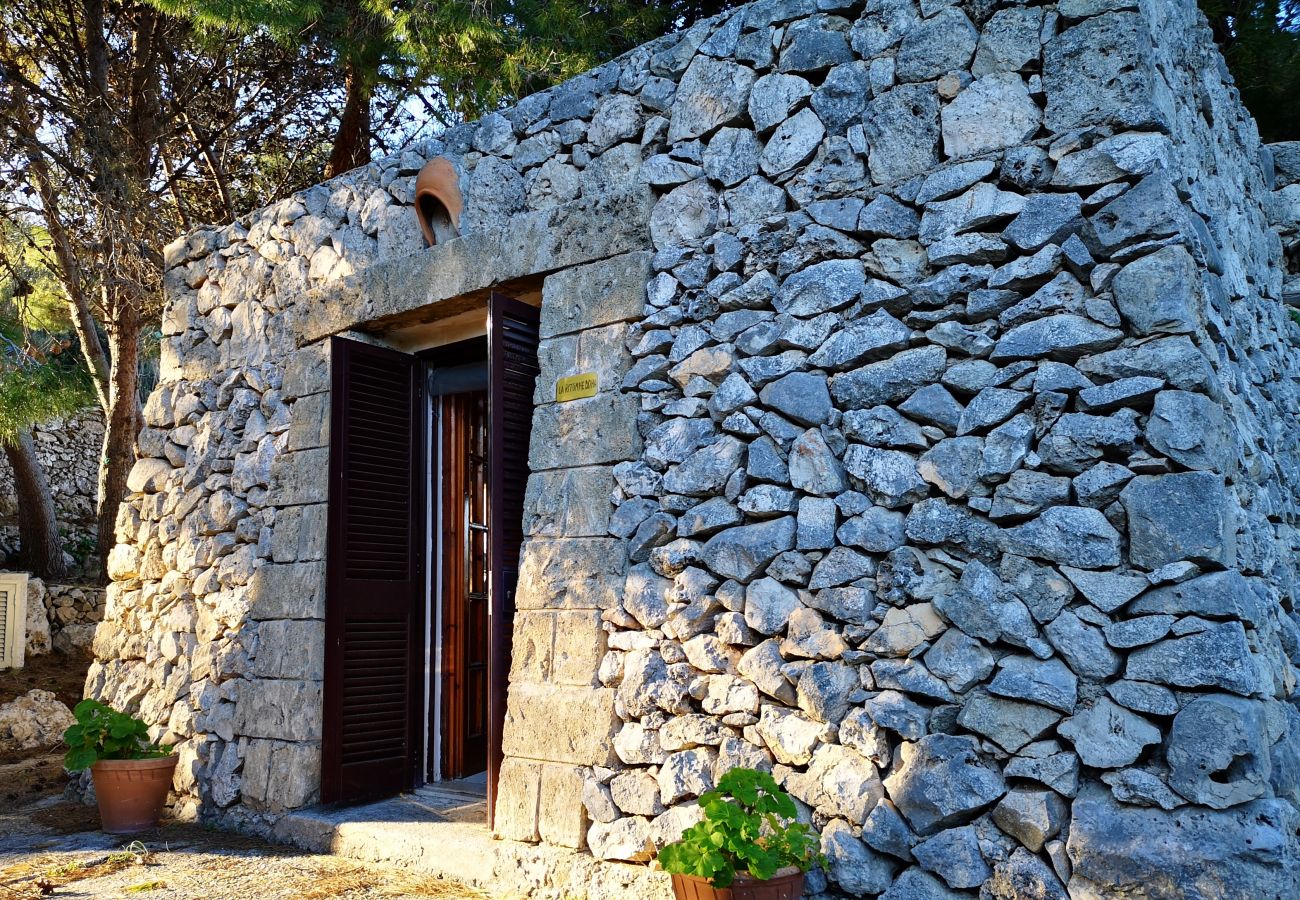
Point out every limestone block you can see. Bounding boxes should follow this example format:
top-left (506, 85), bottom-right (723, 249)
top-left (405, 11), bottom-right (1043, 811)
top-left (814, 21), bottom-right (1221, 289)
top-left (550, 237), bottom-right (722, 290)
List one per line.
top-left (502, 683), bottom-right (618, 766)
top-left (538, 763), bottom-right (588, 849)
top-left (540, 252), bottom-right (652, 339)
top-left (300, 190), bottom-right (653, 345)
top-left (668, 55), bottom-right (756, 142)
top-left (1042, 13), bottom-right (1165, 133)
top-left (522, 467), bottom-right (615, 538)
top-left (268, 448), bottom-right (330, 506)
top-left (495, 757), bottom-right (542, 842)
top-left (510, 612), bottom-right (554, 684)
top-left (551, 610), bottom-right (606, 687)
top-left (516, 539), bottom-right (627, 611)
top-left (248, 561), bottom-right (326, 620)
top-left (282, 342), bottom-right (331, 400)
top-left (251, 620), bottom-right (326, 680)
top-left (528, 393), bottom-right (642, 470)
top-left (287, 393), bottom-right (330, 451)
top-left (535, 323), bottom-right (632, 406)
top-left (241, 739), bottom-right (321, 810)
top-left (270, 504), bottom-right (328, 563)
top-left (232, 678), bottom-right (323, 742)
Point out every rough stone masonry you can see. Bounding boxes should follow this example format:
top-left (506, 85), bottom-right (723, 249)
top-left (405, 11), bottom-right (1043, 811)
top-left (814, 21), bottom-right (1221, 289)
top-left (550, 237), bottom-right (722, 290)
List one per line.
top-left (89, 0), bottom-right (1300, 896)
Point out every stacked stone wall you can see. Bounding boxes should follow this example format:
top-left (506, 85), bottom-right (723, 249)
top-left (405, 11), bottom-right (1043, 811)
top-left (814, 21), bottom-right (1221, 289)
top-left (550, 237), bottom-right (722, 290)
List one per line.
top-left (89, 0), bottom-right (1300, 896)
top-left (0, 409), bottom-right (103, 567)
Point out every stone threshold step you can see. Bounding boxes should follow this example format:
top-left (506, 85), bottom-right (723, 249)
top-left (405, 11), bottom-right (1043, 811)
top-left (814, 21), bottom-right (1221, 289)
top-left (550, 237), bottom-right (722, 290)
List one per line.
top-left (271, 791), bottom-right (674, 899)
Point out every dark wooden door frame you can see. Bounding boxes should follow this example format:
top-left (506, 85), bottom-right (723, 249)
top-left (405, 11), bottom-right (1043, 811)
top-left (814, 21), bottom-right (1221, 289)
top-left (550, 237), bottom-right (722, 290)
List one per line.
top-left (486, 292), bottom-right (541, 826)
top-left (322, 336), bottom-right (427, 805)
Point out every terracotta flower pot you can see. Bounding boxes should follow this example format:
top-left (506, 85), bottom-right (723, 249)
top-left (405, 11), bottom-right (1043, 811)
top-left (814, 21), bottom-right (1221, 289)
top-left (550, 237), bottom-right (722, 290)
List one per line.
top-left (90, 755), bottom-right (178, 834)
top-left (670, 868), bottom-right (805, 900)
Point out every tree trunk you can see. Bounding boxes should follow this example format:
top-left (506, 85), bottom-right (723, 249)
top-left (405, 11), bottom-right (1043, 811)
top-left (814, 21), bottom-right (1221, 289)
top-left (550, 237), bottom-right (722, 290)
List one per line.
top-left (326, 58), bottom-right (373, 178)
top-left (3, 430), bottom-right (69, 580)
top-left (96, 307), bottom-right (143, 576)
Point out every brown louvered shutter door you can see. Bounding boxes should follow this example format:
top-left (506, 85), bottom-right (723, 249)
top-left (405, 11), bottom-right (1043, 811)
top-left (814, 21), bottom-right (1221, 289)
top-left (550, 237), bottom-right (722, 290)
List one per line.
top-left (323, 336), bottom-right (425, 804)
top-left (486, 293), bottom-right (540, 823)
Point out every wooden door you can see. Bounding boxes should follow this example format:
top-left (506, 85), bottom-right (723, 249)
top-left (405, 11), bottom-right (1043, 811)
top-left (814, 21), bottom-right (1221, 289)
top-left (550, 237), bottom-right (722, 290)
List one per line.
top-left (322, 337), bottom-right (425, 804)
top-left (438, 391), bottom-right (491, 780)
top-left (486, 293), bottom-right (540, 824)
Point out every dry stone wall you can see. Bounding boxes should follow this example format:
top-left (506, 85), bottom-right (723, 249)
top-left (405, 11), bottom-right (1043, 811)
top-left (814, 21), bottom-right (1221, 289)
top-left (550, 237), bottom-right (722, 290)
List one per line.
top-left (87, 0), bottom-right (1300, 896)
top-left (0, 410), bottom-right (103, 567)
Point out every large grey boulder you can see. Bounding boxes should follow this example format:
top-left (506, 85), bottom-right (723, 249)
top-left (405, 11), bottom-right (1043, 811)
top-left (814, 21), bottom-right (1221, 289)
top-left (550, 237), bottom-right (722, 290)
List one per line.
top-left (1125, 621), bottom-right (1261, 696)
top-left (1121, 473), bottom-right (1236, 570)
top-left (700, 517), bottom-right (796, 582)
top-left (1058, 698), bottom-right (1161, 769)
top-left (1112, 245), bottom-right (1203, 336)
top-left (941, 73), bottom-right (1041, 159)
top-left (1066, 785), bottom-right (1300, 898)
top-left (1001, 506), bottom-right (1122, 569)
top-left (1145, 390), bottom-right (1231, 472)
top-left (668, 55), bottom-right (756, 141)
top-left (1167, 695), bottom-right (1276, 809)
top-left (883, 734), bottom-right (1007, 836)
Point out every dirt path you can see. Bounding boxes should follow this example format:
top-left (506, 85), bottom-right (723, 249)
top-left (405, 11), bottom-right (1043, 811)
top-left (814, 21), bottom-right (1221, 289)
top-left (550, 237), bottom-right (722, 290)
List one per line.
top-left (0, 797), bottom-right (496, 899)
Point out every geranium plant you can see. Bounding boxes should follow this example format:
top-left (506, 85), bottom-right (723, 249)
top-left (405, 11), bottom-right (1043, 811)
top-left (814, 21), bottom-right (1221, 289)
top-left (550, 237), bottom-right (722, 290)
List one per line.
top-left (657, 767), bottom-right (826, 888)
top-left (63, 699), bottom-right (169, 771)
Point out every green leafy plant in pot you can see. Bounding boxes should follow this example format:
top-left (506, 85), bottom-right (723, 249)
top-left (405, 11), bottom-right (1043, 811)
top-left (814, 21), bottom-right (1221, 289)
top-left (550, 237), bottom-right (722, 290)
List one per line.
top-left (658, 768), bottom-right (826, 900)
top-left (64, 699), bottom-right (177, 834)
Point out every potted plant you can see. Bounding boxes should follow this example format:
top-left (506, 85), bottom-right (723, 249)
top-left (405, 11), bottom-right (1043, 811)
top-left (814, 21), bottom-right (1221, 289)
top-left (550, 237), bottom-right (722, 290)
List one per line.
top-left (63, 699), bottom-right (177, 834)
top-left (658, 768), bottom-right (826, 900)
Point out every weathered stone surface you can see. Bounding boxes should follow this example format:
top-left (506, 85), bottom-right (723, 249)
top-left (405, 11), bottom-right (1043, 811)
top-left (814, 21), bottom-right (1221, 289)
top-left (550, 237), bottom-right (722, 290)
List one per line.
top-left (1066, 785), bottom-right (1300, 898)
top-left (759, 372), bottom-right (832, 426)
top-left (991, 315), bottom-right (1124, 362)
top-left (884, 734), bottom-right (1007, 836)
top-left (988, 656), bottom-right (1078, 714)
top-left (822, 818), bottom-right (899, 896)
top-left (864, 83), bottom-right (940, 183)
top-left (844, 446), bottom-right (930, 509)
top-left (1167, 695), bottom-right (1274, 809)
top-left (1125, 621), bottom-right (1260, 696)
top-left (701, 517), bottom-right (796, 582)
top-left (760, 108), bottom-right (825, 176)
top-left (1058, 698), bottom-right (1161, 769)
top-left (1112, 245), bottom-right (1203, 336)
top-left (0, 690), bottom-right (75, 751)
top-left (1122, 473), bottom-right (1235, 570)
top-left (958, 691), bottom-right (1062, 753)
top-left (1145, 390), bottom-right (1231, 472)
top-left (896, 8), bottom-right (977, 82)
top-left (788, 429), bottom-right (848, 496)
top-left (1043, 13), bottom-right (1163, 132)
top-left (832, 347), bottom-right (948, 409)
top-left (942, 74), bottom-right (1041, 159)
top-left (1001, 507), bottom-right (1122, 569)
top-left (748, 73), bottom-right (812, 133)
top-left (669, 55), bottom-right (757, 142)
top-left (912, 825), bottom-right (990, 889)
top-left (1044, 610), bottom-right (1122, 680)
top-left (993, 788), bottom-right (1067, 853)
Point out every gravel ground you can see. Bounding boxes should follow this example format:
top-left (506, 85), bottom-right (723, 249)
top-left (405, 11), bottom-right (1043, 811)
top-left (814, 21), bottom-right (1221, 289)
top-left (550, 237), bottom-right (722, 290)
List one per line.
top-left (0, 794), bottom-right (495, 900)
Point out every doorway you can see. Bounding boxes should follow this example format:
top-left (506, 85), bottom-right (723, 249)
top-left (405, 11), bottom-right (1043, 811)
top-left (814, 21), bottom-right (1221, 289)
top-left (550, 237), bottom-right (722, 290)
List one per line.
top-left (426, 352), bottom-right (490, 783)
top-left (322, 293), bottom-right (540, 823)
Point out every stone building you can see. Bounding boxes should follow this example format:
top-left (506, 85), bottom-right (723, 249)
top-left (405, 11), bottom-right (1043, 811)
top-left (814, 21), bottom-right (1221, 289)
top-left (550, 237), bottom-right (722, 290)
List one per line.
top-left (88, 0), bottom-right (1300, 895)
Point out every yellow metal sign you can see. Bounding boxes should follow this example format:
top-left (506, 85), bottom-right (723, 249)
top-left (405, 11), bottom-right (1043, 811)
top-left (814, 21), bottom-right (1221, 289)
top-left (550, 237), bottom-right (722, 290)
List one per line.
top-left (556, 372), bottom-right (598, 402)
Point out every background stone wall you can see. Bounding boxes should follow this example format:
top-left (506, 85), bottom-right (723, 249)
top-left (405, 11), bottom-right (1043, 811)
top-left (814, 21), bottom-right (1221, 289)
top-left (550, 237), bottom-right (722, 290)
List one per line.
top-left (0, 409), bottom-right (103, 569)
top-left (88, 0), bottom-right (1300, 896)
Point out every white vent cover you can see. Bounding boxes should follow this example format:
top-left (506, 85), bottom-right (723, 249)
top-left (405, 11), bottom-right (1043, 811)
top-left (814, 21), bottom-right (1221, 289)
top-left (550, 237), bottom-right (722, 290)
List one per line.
top-left (0, 571), bottom-right (28, 670)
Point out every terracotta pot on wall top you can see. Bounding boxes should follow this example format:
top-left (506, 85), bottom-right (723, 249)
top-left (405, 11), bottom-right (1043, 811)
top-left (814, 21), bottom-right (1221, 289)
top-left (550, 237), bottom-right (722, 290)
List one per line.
top-left (670, 869), bottom-right (806, 900)
top-left (414, 157), bottom-right (463, 247)
top-left (90, 755), bottom-right (179, 834)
